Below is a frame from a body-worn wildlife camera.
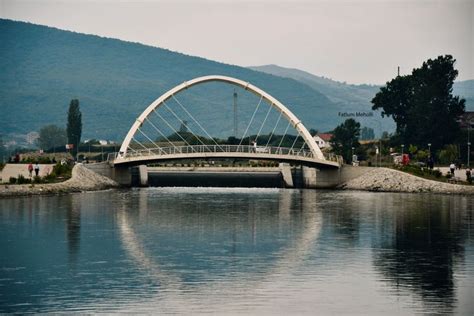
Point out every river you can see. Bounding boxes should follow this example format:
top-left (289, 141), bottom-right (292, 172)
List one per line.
top-left (1, 188), bottom-right (473, 314)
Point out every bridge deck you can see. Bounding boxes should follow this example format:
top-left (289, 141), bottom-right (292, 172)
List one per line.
top-left (113, 145), bottom-right (341, 168)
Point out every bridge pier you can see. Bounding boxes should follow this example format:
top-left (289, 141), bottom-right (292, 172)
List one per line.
top-left (131, 165), bottom-right (148, 187)
top-left (84, 162), bottom-right (372, 189)
top-left (279, 163), bottom-right (294, 188)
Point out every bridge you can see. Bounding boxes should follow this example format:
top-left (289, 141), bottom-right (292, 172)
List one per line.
top-left (113, 75), bottom-right (341, 169)
top-left (87, 75), bottom-right (357, 188)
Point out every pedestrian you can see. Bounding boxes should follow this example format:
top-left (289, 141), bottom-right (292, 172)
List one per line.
top-left (449, 162), bottom-right (456, 177)
top-left (34, 163), bottom-right (40, 177)
top-left (27, 163), bottom-right (33, 177)
top-left (428, 156), bottom-right (434, 169)
top-left (466, 168), bottom-right (472, 185)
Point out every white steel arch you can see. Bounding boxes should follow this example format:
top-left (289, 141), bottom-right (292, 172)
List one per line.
top-left (118, 75), bottom-right (325, 160)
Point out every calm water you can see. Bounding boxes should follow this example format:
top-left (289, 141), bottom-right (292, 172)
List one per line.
top-left (1, 188), bottom-right (473, 314)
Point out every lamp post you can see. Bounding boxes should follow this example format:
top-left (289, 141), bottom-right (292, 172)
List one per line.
top-left (351, 147), bottom-right (355, 165)
top-left (468, 142), bottom-right (471, 168)
top-left (428, 143), bottom-right (431, 156)
top-left (401, 144), bottom-right (405, 156)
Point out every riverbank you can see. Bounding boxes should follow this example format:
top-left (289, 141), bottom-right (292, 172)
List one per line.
top-left (338, 167), bottom-right (474, 194)
top-left (0, 164), bottom-right (119, 198)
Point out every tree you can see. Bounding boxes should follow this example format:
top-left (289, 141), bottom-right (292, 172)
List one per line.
top-left (372, 55), bottom-right (465, 151)
top-left (0, 135), bottom-right (6, 163)
top-left (67, 99), bottom-right (82, 158)
top-left (360, 127), bottom-right (375, 140)
top-left (37, 125), bottom-right (67, 150)
top-left (331, 119), bottom-right (361, 163)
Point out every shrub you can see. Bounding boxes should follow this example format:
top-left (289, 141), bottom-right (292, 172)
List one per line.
top-left (9, 177), bottom-right (16, 184)
top-left (16, 174), bottom-right (31, 184)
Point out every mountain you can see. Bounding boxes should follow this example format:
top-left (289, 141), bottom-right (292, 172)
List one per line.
top-left (1, 19), bottom-right (349, 145)
top-left (250, 64), bottom-right (474, 114)
top-left (453, 80), bottom-right (474, 110)
top-left (249, 64), bottom-right (394, 135)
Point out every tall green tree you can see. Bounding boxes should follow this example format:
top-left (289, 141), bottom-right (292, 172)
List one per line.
top-left (372, 55), bottom-right (465, 151)
top-left (67, 99), bottom-right (82, 158)
top-left (0, 134), bottom-right (6, 163)
top-left (360, 127), bottom-right (375, 140)
top-left (37, 124), bottom-right (67, 150)
top-left (331, 119), bottom-right (361, 163)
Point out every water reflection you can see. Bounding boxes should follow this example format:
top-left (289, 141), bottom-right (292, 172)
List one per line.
top-left (372, 194), bottom-right (473, 313)
top-left (117, 188), bottom-right (322, 291)
top-left (0, 190), bottom-right (473, 314)
top-left (66, 196), bottom-right (81, 266)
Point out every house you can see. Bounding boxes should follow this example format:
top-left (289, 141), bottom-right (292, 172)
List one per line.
top-left (313, 133), bottom-right (333, 149)
top-left (458, 112), bottom-right (474, 129)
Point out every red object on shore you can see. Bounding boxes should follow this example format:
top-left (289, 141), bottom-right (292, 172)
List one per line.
top-left (402, 154), bottom-right (410, 166)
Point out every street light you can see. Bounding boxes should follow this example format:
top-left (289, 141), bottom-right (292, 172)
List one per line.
top-left (428, 143), bottom-right (431, 156)
top-left (351, 147), bottom-right (355, 165)
top-left (468, 142), bottom-right (471, 168)
top-left (401, 144), bottom-right (405, 156)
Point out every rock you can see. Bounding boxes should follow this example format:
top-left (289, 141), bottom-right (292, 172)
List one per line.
top-left (338, 167), bottom-right (474, 195)
top-left (0, 164), bottom-right (119, 198)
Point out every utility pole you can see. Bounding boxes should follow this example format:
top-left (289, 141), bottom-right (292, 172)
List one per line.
top-left (397, 66), bottom-right (400, 77)
top-left (233, 89), bottom-right (238, 138)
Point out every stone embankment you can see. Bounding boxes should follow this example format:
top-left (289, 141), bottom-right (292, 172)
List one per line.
top-left (338, 167), bottom-right (474, 194)
top-left (0, 164), bottom-right (119, 198)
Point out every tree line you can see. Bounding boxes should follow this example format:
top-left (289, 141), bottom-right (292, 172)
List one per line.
top-left (331, 55), bottom-right (466, 164)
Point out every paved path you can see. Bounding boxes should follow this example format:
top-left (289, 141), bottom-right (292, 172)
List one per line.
top-left (0, 164), bottom-right (55, 183)
top-left (438, 167), bottom-right (471, 182)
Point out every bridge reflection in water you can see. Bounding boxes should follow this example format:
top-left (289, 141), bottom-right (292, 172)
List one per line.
top-left (0, 190), bottom-right (472, 314)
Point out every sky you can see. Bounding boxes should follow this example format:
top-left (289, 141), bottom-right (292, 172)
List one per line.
top-left (1, 0), bottom-right (472, 84)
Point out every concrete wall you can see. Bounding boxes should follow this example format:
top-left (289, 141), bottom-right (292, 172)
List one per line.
top-left (279, 163), bottom-right (293, 188)
top-left (339, 166), bottom-right (376, 183)
top-left (84, 162), bottom-right (132, 186)
top-left (303, 165), bottom-right (376, 189)
top-left (83, 162), bottom-right (114, 178)
top-left (83, 162), bottom-right (375, 188)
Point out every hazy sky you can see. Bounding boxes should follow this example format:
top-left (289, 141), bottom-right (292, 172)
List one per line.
top-left (1, 0), bottom-right (472, 84)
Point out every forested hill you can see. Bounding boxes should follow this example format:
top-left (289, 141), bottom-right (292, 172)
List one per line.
top-left (1, 19), bottom-right (350, 142)
top-left (250, 64), bottom-right (474, 113)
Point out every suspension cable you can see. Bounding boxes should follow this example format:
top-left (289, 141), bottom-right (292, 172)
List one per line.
top-left (289, 132), bottom-right (301, 153)
top-left (171, 94), bottom-right (224, 151)
top-left (255, 103), bottom-right (273, 144)
top-left (145, 117), bottom-right (179, 150)
top-left (277, 120), bottom-right (292, 149)
top-left (131, 136), bottom-right (150, 151)
top-left (265, 111), bottom-right (283, 148)
top-left (137, 127), bottom-right (162, 150)
top-left (297, 139), bottom-right (307, 155)
top-left (162, 100), bottom-right (210, 150)
top-left (237, 95), bottom-right (263, 150)
top-left (152, 109), bottom-right (194, 149)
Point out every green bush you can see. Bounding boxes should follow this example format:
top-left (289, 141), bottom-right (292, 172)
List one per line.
top-left (9, 177), bottom-right (16, 184)
top-left (16, 174), bottom-right (31, 184)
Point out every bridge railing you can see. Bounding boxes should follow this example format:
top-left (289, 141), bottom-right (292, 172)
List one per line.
top-left (121, 145), bottom-right (316, 159)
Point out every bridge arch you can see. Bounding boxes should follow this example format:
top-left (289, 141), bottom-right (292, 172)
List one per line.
top-left (118, 75), bottom-right (325, 160)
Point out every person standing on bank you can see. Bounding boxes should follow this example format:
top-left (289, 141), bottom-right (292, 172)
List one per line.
top-left (34, 163), bottom-right (40, 177)
top-left (27, 163), bottom-right (33, 177)
top-left (449, 162), bottom-right (456, 177)
top-left (466, 168), bottom-right (472, 185)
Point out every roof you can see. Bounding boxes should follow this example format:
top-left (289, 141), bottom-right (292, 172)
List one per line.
top-left (316, 133), bottom-right (333, 142)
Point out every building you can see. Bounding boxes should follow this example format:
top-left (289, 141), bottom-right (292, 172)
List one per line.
top-left (458, 112), bottom-right (474, 129)
top-left (313, 133), bottom-right (333, 149)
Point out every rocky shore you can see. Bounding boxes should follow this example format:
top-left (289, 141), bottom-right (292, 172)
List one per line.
top-left (0, 164), bottom-right (119, 198)
top-left (338, 167), bottom-right (474, 194)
